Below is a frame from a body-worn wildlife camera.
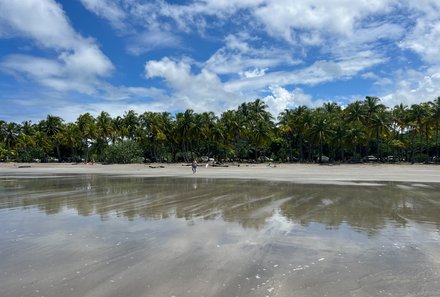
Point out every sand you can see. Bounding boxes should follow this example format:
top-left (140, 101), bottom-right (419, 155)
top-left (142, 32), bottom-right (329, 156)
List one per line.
top-left (1, 162), bottom-right (439, 184)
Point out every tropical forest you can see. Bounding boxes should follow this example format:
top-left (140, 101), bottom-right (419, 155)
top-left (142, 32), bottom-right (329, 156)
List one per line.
top-left (1, 96), bottom-right (440, 164)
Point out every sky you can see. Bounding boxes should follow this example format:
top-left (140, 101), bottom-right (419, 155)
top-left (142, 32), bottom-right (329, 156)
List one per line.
top-left (1, 0), bottom-right (440, 123)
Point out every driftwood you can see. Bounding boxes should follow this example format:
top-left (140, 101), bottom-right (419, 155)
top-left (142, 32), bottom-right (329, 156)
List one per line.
top-left (211, 163), bottom-right (228, 167)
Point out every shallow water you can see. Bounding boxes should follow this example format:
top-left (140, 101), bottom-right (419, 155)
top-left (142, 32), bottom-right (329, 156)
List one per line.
top-left (1, 175), bottom-right (440, 297)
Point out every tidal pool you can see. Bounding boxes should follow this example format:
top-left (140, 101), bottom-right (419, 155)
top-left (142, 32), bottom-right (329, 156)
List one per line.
top-left (1, 175), bottom-right (439, 297)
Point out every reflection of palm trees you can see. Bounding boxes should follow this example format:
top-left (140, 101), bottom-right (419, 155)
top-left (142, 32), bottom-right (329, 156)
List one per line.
top-left (3, 177), bottom-right (440, 233)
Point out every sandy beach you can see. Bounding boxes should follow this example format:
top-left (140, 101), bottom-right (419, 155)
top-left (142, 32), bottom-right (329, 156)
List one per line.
top-left (1, 162), bottom-right (439, 184)
top-left (2, 163), bottom-right (440, 297)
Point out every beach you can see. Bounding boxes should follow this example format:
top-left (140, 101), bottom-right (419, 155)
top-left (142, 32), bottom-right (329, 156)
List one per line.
top-left (2, 163), bottom-right (440, 297)
top-left (1, 162), bottom-right (439, 183)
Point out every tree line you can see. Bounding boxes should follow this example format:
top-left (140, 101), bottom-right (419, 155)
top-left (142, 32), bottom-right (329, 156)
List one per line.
top-left (1, 96), bottom-right (440, 164)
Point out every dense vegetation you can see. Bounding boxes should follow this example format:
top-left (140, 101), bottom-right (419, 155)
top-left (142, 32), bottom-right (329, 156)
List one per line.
top-left (1, 97), bottom-right (440, 164)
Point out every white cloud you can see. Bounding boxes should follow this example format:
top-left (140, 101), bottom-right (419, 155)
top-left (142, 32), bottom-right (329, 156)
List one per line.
top-left (252, 0), bottom-right (397, 43)
top-left (4, 0), bottom-right (440, 122)
top-left (145, 57), bottom-right (237, 112)
top-left (0, 0), bottom-right (78, 48)
top-left (400, 20), bottom-right (440, 64)
top-left (126, 30), bottom-right (182, 55)
top-left (381, 67), bottom-right (440, 107)
top-left (263, 86), bottom-right (321, 116)
top-left (205, 33), bottom-right (300, 75)
top-left (240, 68), bottom-right (268, 79)
top-left (225, 51), bottom-right (385, 92)
top-left (0, 0), bottom-right (114, 95)
top-left (79, 0), bottom-right (126, 29)
top-left (143, 51), bottom-right (385, 116)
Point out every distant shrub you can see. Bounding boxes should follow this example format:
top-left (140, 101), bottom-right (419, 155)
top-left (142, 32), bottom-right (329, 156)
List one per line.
top-left (16, 146), bottom-right (45, 162)
top-left (103, 141), bottom-right (144, 164)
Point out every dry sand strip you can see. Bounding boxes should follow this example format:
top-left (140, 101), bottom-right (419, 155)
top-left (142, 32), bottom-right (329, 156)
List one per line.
top-left (1, 162), bottom-right (439, 184)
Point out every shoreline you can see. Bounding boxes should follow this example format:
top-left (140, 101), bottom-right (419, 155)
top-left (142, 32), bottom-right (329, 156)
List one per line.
top-left (0, 162), bottom-right (439, 184)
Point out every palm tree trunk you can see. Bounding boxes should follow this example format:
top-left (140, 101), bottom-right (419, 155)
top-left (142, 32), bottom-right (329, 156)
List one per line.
top-left (410, 127), bottom-right (415, 163)
top-left (56, 145), bottom-right (61, 161)
top-left (436, 126), bottom-right (439, 159)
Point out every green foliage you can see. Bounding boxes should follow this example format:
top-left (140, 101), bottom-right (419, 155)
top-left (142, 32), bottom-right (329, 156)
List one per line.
top-left (102, 141), bottom-right (144, 164)
top-left (16, 146), bottom-right (45, 162)
top-left (2, 96), bottom-right (440, 163)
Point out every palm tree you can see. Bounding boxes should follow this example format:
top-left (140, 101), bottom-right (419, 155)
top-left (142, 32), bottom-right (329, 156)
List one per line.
top-left (363, 96), bottom-right (386, 156)
top-left (175, 109), bottom-right (195, 161)
top-left (95, 111), bottom-right (114, 158)
top-left (344, 100), bottom-right (367, 157)
top-left (345, 100), bottom-right (366, 123)
top-left (408, 103), bottom-right (430, 162)
top-left (160, 112), bottom-right (176, 162)
top-left (38, 115), bottom-right (64, 160)
top-left (112, 116), bottom-right (125, 143)
top-left (21, 120), bottom-right (36, 136)
top-left (139, 111), bottom-right (168, 161)
top-left (310, 110), bottom-right (333, 162)
top-left (345, 122), bottom-right (367, 160)
top-left (96, 111), bottom-right (114, 143)
top-left (4, 122), bottom-right (20, 151)
top-left (331, 119), bottom-right (348, 161)
top-left (251, 117), bottom-right (273, 161)
top-left (195, 111), bottom-right (217, 157)
top-left (299, 108), bottom-right (314, 161)
top-left (430, 97), bottom-right (440, 159)
top-left (278, 109), bottom-right (295, 161)
top-left (320, 102), bottom-right (342, 160)
top-left (39, 115), bottom-right (63, 137)
top-left (122, 110), bottom-right (139, 141)
top-left (369, 110), bottom-right (391, 158)
top-left (391, 103), bottom-right (409, 160)
top-left (244, 100), bottom-right (274, 161)
top-left (62, 123), bottom-right (81, 160)
top-left (279, 106), bottom-right (311, 162)
top-left (220, 110), bottom-right (243, 160)
top-left (76, 113), bottom-right (96, 162)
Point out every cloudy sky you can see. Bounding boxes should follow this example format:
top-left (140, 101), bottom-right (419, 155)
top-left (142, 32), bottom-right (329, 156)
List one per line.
top-left (1, 0), bottom-right (440, 123)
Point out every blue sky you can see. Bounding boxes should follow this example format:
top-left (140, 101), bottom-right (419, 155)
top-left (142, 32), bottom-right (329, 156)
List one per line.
top-left (1, 0), bottom-right (440, 123)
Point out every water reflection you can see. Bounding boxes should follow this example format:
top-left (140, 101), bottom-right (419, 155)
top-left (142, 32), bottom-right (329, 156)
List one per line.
top-left (1, 175), bottom-right (440, 297)
top-left (1, 175), bottom-right (439, 232)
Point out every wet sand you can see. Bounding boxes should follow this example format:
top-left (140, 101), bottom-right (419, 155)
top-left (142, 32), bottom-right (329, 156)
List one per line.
top-left (1, 176), bottom-right (440, 297)
top-left (1, 162), bottom-right (439, 183)
top-left (1, 167), bottom-right (440, 297)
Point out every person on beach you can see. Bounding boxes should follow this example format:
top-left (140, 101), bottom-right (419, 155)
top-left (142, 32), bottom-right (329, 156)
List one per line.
top-left (192, 160), bottom-right (197, 174)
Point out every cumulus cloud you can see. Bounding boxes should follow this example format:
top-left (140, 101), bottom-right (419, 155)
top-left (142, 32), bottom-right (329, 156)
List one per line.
top-left (252, 0), bottom-right (397, 43)
top-left (263, 86), bottom-right (322, 116)
top-left (4, 0), bottom-right (440, 123)
top-left (143, 56), bottom-right (333, 116)
top-left (400, 20), bottom-right (440, 64)
top-left (0, 0), bottom-right (79, 48)
top-left (225, 51), bottom-right (385, 93)
top-left (0, 0), bottom-right (114, 94)
top-left (381, 66), bottom-right (440, 107)
top-left (145, 57), bottom-right (237, 112)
